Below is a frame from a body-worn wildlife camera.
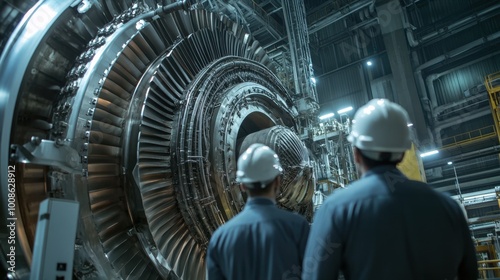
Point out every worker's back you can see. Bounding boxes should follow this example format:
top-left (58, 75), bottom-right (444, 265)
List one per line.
top-left (207, 198), bottom-right (309, 280)
top-left (303, 166), bottom-right (478, 280)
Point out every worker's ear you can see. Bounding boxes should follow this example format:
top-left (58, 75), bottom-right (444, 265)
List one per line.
top-left (276, 175), bottom-right (281, 185)
top-left (270, 175), bottom-right (281, 197)
top-left (239, 183), bottom-right (246, 192)
top-left (274, 176), bottom-right (281, 193)
top-left (353, 147), bottom-right (362, 165)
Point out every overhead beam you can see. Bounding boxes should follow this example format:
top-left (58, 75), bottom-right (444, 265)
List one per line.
top-left (308, 0), bottom-right (372, 34)
top-left (434, 175), bottom-right (500, 193)
top-left (236, 0), bottom-right (284, 39)
top-left (423, 145), bottom-right (500, 169)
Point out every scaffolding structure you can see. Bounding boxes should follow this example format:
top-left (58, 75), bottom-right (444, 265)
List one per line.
top-left (311, 117), bottom-right (358, 211)
top-left (282, 0), bottom-right (319, 118)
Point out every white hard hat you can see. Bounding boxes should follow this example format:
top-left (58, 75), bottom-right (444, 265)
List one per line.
top-left (347, 99), bottom-right (411, 158)
top-left (236, 143), bottom-right (283, 188)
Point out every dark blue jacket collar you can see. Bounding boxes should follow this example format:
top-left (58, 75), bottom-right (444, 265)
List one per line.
top-left (245, 197), bottom-right (276, 208)
top-left (363, 165), bottom-right (405, 178)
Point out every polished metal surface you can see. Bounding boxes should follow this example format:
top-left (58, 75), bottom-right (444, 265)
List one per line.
top-left (240, 126), bottom-right (314, 213)
top-left (0, 1), bottom-right (314, 279)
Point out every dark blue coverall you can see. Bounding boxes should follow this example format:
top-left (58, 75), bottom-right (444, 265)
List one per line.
top-left (207, 197), bottom-right (310, 280)
top-left (302, 165), bottom-right (478, 280)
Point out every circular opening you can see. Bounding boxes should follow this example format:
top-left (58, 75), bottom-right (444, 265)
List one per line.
top-left (236, 112), bottom-right (274, 155)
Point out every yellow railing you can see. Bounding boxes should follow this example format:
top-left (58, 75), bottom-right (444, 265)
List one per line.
top-left (485, 72), bottom-right (500, 93)
top-left (441, 125), bottom-right (496, 149)
top-left (484, 72), bottom-right (500, 150)
top-left (478, 259), bottom-right (500, 279)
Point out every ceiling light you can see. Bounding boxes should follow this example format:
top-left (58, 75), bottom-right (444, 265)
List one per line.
top-left (407, 123), bottom-right (413, 127)
top-left (366, 60), bottom-right (372, 66)
top-left (420, 150), bottom-right (439, 158)
top-left (319, 113), bottom-right (334, 120)
top-left (337, 106), bottom-right (353, 114)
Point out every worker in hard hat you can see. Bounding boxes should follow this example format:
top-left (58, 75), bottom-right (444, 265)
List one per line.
top-left (302, 99), bottom-right (478, 280)
top-left (206, 143), bottom-right (310, 280)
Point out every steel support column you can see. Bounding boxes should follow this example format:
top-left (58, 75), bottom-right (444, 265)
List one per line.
top-left (375, 1), bottom-right (428, 143)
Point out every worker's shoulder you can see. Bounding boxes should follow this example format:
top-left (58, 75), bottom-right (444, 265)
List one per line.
top-left (322, 176), bottom-right (381, 205)
top-left (400, 178), bottom-right (456, 201)
top-left (274, 206), bottom-right (309, 224)
top-left (319, 187), bottom-right (364, 212)
top-left (210, 211), bottom-right (248, 234)
top-left (210, 208), bottom-right (307, 242)
top-left (422, 185), bottom-right (462, 207)
top-left (323, 175), bottom-right (455, 208)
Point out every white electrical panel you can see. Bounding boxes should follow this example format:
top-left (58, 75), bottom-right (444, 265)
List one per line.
top-left (30, 198), bottom-right (79, 280)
